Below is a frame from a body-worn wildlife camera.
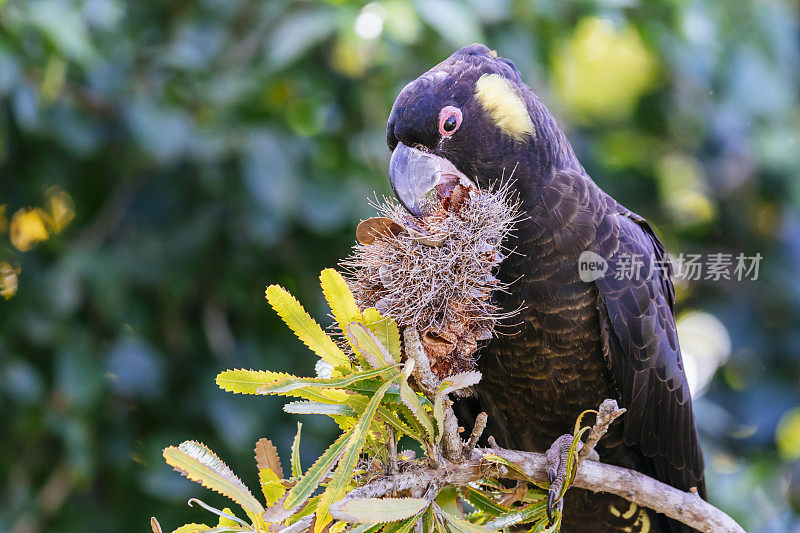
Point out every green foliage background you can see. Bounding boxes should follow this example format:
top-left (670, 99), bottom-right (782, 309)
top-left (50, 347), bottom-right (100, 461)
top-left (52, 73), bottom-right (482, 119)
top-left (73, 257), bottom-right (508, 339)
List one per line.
top-left (0, 1), bottom-right (798, 531)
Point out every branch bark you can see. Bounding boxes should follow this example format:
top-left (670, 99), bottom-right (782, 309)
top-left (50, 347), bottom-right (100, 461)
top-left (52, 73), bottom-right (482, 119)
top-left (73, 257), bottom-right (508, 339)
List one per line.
top-left (343, 448), bottom-right (743, 533)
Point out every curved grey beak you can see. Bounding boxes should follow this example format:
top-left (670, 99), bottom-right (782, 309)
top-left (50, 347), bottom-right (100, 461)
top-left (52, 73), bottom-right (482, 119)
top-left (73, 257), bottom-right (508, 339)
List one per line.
top-left (389, 142), bottom-right (442, 217)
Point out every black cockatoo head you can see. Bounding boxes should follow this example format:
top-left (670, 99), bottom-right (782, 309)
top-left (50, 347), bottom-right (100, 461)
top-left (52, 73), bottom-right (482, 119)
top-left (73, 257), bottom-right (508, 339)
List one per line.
top-left (387, 43), bottom-right (577, 216)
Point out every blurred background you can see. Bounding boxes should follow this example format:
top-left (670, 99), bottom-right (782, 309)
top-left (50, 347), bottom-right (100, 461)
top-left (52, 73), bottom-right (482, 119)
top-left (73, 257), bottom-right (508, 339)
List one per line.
top-left (1, 0), bottom-right (799, 531)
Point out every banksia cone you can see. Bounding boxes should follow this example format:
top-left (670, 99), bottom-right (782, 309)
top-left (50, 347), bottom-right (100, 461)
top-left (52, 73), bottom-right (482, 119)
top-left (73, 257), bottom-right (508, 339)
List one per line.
top-left (344, 184), bottom-right (521, 379)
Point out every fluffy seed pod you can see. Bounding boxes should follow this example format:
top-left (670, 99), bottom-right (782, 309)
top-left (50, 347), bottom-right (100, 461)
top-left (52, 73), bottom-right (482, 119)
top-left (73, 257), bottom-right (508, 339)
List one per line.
top-left (343, 184), bottom-right (521, 379)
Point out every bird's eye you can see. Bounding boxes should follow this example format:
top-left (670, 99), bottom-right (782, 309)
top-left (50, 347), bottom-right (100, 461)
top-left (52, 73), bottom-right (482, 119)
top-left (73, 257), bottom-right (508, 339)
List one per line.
top-left (438, 106), bottom-right (462, 137)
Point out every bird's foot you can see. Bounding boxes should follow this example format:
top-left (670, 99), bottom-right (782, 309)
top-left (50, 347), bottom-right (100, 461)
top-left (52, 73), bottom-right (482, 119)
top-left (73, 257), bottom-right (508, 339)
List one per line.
top-left (545, 434), bottom-right (599, 522)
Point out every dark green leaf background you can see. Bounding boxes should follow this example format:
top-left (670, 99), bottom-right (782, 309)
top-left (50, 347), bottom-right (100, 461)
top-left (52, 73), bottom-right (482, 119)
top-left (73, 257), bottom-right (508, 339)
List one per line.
top-left (1, 1), bottom-right (798, 531)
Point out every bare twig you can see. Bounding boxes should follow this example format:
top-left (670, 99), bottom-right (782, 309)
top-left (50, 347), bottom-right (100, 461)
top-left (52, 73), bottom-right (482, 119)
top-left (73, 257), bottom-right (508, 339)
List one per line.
top-left (578, 399), bottom-right (625, 463)
top-left (464, 412), bottom-right (487, 455)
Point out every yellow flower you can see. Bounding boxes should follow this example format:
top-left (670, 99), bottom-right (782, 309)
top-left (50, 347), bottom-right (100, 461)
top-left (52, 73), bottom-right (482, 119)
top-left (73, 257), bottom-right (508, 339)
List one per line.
top-left (10, 208), bottom-right (49, 251)
top-left (552, 17), bottom-right (659, 122)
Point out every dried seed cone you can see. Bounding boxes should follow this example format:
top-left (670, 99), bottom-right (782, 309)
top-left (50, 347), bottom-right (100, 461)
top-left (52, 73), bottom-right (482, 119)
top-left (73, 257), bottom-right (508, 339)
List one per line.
top-left (343, 185), bottom-right (521, 379)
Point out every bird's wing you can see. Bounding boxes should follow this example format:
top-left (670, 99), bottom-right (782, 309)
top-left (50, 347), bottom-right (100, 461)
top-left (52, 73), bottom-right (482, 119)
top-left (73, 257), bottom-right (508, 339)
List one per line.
top-left (593, 202), bottom-right (706, 499)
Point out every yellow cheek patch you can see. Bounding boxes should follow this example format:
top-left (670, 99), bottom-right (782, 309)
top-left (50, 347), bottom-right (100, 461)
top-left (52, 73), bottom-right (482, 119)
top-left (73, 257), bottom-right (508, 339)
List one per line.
top-left (474, 73), bottom-right (535, 142)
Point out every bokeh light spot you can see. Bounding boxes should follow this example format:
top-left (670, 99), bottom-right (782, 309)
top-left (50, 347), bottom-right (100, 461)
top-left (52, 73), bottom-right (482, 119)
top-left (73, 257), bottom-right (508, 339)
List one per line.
top-left (355, 3), bottom-right (385, 40)
top-left (10, 208), bottom-right (49, 251)
top-left (552, 17), bottom-right (659, 122)
top-left (777, 407), bottom-right (800, 461)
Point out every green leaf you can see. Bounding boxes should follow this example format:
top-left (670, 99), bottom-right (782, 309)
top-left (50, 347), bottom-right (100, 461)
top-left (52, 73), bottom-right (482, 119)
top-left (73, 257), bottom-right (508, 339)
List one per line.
top-left (346, 525), bottom-right (382, 533)
top-left (344, 393), bottom-right (423, 444)
top-left (399, 379), bottom-right (435, 440)
top-left (484, 500), bottom-right (547, 529)
top-left (437, 507), bottom-right (494, 533)
top-left (284, 401), bottom-right (356, 416)
top-left (217, 369), bottom-right (349, 403)
top-left (266, 284), bottom-right (351, 371)
top-left (291, 422), bottom-right (303, 478)
top-left (320, 268), bottom-right (362, 334)
top-left (331, 497), bottom-right (428, 524)
top-left (172, 525), bottom-right (211, 533)
top-left (163, 441), bottom-right (264, 518)
top-left (283, 429), bottom-right (351, 510)
top-left (315, 380), bottom-right (394, 532)
top-left (257, 366), bottom-right (396, 395)
top-left (346, 322), bottom-right (397, 370)
top-left (362, 307), bottom-right (401, 363)
top-left (215, 369), bottom-right (297, 395)
top-left (258, 468), bottom-right (286, 506)
top-left (216, 507), bottom-right (240, 528)
top-left (460, 487), bottom-right (509, 516)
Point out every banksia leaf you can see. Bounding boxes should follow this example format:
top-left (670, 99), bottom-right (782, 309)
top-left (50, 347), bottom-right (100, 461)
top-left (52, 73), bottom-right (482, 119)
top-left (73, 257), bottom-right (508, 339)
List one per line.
top-left (362, 308), bottom-right (401, 363)
top-left (291, 423), bottom-right (303, 478)
top-left (284, 401), bottom-right (356, 416)
top-left (258, 468), bottom-right (286, 506)
top-left (320, 269), bottom-right (362, 333)
top-left (257, 367), bottom-right (396, 395)
top-left (398, 380), bottom-right (435, 439)
top-left (484, 500), bottom-right (548, 530)
top-left (171, 524), bottom-right (211, 533)
top-left (254, 438), bottom-right (284, 480)
top-left (330, 497), bottom-right (428, 524)
top-left (284, 429), bottom-right (352, 510)
top-left (215, 369), bottom-right (297, 395)
top-left (339, 392), bottom-right (423, 444)
top-left (217, 369), bottom-right (348, 403)
top-left (438, 508), bottom-right (495, 533)
top-left (346, 323), bottom-right (397, 370)
top-left (266, 284), bottom-right (351, 371)
top-left (460, 487), bottom-right (509, 516)
top-left (382, 514), bottom-right (424, 533)
top-left (315, 380), bottom-right (394, 533)
top-left (163, 441), bottom-right (265, 517)
top-left (216, 507), bottom-right (240, 528)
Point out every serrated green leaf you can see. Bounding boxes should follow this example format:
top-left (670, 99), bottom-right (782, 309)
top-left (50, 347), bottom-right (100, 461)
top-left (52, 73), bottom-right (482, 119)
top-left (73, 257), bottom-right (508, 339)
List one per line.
top-left (383, 513), bottom-right (424, 533)
top-left (257, 366), bottom-right (396, 395)
top-left (437, 507), bottom-right (493, 533)
top-left (172, 525), bottom-right (212, 533)
top-left (460, 487), bottom-right (509, 516)
top-left (484, 500), bottom-right (547, 529)
top-left (332, 497), bottom-right (428, 524)
top-left (216, 508), bottom-right (239, 528)
top-left (399, 380), bottom-right (435, 439)
top-left (217, 369), bottom-right (350, 403)
top-left (346, 525), bottom-right (382, 533)
top-left (344, 393), bottom-right (424, 444)
top-left (284, 401), bottom-right (356, 416)
top-left (291, 422), bottom-right (303, 478)
top-left (215, 369), bottom-right (297, 395)
top-left (346, 323), bottom-right (397, 370)
top-left (258, 468), bottom-right (286, 506)
top-left (530, 511), bottom-right (561, 533)
top-left (266, 284), bottom-right (351, 371)
top-left (283, 429), bottom-right (351, 510)
top-left (320, 268), bottom-right (362, 333)
top-left (285, 493), bottom-right (321, 525)
top-left (362, 308), bottom-right (401, 363)
top-left (163, 441), bottom-right (264, 517)
top-left (315, 380), bottom-right (394, 533)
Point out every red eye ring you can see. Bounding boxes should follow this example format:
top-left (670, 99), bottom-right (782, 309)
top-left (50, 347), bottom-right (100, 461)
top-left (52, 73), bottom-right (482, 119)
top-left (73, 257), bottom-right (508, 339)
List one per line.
top-left (438, 106), bottom-right (462, 136)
